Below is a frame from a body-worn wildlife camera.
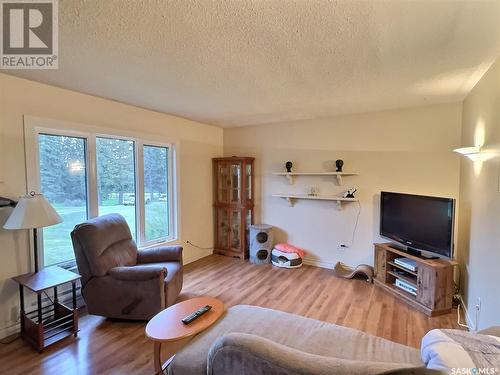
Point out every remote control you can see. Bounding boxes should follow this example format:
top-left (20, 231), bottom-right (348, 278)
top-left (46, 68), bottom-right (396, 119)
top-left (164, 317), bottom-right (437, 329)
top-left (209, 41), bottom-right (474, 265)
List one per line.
top-left (181, 305), bottom-right (212, 324)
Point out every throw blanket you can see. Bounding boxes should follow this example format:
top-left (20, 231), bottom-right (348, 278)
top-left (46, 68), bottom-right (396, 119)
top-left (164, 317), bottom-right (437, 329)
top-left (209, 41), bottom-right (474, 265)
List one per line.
top-left (421, 329), bottom-right (500, 373)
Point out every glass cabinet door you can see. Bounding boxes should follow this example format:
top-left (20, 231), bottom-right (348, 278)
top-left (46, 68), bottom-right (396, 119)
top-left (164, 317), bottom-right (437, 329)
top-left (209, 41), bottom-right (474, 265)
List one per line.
top-left (245, 163), bottom-right (252, 202)
top-left (217, 162), bottom-right (230, 204)
top-left (245, 209), bottom-right (252, 251)
top-left (230, 163), bottom-right (241, 204)
top-left (230, 209), bottom-right (241, 250)
top-left (217, 208), bottom-right (229, 249)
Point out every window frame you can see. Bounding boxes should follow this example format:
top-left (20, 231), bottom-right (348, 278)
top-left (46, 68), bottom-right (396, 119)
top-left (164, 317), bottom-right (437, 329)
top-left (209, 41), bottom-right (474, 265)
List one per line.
top-left (24, 116), bottom-right (180, 270)
top-left (95, 134), bottom-right (139, 240)
top-left (140, 141), bottom-right (175, 245)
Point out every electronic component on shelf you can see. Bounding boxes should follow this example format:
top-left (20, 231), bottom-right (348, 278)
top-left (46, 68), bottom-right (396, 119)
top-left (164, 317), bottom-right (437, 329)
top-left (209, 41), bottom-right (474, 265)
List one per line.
top-left (395, 279), bottom-right (417, 296)
top-left (394, 257), bottom-right (418, 272)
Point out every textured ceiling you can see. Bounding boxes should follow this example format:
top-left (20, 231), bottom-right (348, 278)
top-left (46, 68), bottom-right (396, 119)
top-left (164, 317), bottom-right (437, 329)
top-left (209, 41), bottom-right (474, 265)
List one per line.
top-left (4, 0), bottom-right (500, 127)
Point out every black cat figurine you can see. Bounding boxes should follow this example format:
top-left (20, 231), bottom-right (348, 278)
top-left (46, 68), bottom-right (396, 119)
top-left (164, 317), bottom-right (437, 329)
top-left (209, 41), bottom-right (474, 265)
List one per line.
top-left (285, 161), bottom-right (293, 173)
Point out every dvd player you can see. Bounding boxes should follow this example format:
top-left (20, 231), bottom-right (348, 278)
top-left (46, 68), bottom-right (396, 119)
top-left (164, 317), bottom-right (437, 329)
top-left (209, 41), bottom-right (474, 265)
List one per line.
top-left (394, 257), bottom-right (418, 272)
top-left (395, 278), bottom-right (417, 296)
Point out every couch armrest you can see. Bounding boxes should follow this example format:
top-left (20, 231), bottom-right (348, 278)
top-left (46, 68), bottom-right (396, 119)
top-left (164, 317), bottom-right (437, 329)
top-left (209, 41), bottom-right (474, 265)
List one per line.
top-left (137, 246), bottom-right (183, 264)
top-left (478, 326), bottom-right (500, 338)
top-left (108, 265), bottom-right (167, 281)
top-left (208, 333), bottom-right (422, 375)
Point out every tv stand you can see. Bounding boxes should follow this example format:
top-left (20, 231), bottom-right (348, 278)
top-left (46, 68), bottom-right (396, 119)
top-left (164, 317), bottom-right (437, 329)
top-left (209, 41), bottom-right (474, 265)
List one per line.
top-left (373, 243), bottom-right (457, 316)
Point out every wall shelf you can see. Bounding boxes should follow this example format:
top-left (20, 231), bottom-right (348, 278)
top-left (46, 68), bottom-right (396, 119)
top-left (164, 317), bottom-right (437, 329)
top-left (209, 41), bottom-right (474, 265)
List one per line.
top-left (272, 172), bottom-right (357, 186)
top-left (272, 194), bottom-right (358, 209)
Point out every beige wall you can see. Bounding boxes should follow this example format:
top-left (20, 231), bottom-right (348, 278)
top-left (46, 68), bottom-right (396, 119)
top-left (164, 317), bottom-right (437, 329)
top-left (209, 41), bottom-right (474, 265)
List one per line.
top-left (4, 63), bottom-right (498, 338)
top-left (0, 74), bottom-right (223, 337)
top-left (458, 58), bottom-right (500, 330)
top-left (224, 104), bottom-right (462, 269)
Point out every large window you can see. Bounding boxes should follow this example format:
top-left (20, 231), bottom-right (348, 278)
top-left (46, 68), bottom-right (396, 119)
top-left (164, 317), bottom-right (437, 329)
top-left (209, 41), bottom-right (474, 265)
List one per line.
top-left (31, 125), bottom-right (177, 268)
top-left (144, 145), bottom-right (169, 242)
top-left (97, 137), bottom-right (137, 239)
top-left (39, 134), bottom-right (89, 266)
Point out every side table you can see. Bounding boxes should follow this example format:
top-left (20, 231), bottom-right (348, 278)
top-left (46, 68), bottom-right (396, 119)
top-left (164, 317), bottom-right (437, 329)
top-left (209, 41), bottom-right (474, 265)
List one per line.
top-left (12, 265), bottom-right (82, 352)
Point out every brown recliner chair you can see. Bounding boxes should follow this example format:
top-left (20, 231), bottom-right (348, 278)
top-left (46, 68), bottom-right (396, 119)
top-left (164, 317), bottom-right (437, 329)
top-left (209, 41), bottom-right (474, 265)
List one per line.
top-left (71, 213), bottom-right (183, 320)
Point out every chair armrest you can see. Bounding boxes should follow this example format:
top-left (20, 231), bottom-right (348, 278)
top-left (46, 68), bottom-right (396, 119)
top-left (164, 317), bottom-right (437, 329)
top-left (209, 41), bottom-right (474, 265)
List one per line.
top-left (208, 333), bottom-right (421, 375)
top-left (108, 265), bottom-right (167, 281)
top-left (137, 246), bottom-right (183, 264)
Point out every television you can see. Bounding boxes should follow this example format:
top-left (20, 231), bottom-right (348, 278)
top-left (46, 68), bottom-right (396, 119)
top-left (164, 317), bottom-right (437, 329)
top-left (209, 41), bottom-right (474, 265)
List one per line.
top-left (380, 192), bottom-right (455, 259)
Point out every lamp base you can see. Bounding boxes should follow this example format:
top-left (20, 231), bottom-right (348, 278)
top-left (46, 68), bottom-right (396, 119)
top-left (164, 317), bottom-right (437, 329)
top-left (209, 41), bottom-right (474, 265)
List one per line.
top-left (33, 228), bottom-right (39, 273)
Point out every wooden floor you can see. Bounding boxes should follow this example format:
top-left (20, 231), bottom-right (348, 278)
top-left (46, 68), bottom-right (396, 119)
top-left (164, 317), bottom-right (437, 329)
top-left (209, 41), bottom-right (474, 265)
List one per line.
top-left (0, 254), bottom-right (460, 375)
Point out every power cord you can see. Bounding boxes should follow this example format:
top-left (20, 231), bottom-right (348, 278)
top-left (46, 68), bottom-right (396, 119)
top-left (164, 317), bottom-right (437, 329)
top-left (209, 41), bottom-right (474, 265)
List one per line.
top-left (186, 240), bottom-right (213, 250)
top-left (453, 266), bottom-right (461, 295)
top-left (341, 200), bottom-right (361, 248)
top-left (0, 319), bottom-right (21, 345)
top-left (0, 334), bottom-right (19, 345)
top-left (455, 294), bottom-right (479, 331)
top-left (44, 290), bottom-right (54, 304)
top-left (0, 291), bottom-right (56, 345)
top-left (457, 304), bottom-right (472, 330)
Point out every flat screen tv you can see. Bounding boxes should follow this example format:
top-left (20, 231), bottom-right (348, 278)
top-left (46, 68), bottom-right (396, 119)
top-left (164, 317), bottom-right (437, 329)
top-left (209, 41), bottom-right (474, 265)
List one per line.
top-left (380, 192), bottom-right (455, 258)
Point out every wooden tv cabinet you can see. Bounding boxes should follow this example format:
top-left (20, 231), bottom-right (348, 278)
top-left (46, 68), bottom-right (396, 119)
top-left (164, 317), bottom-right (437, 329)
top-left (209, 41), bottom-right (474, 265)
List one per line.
top-left (373, 243), bottom-right (457, 316)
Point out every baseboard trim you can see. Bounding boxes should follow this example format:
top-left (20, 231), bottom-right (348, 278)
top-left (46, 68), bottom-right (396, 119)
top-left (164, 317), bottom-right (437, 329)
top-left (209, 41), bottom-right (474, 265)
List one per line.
top-left (0, 322), bottom-right (20, 340)
top-left (302, 257), bottom-right (334, 269)
top-left (184, 250), bottom-right (213, 265)
top-left (456, 295), bottom-right (475, 331)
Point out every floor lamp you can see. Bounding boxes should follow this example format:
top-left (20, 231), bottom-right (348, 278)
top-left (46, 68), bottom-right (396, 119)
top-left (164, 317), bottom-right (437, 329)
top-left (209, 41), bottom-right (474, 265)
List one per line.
top-left (3, 192), bottom-right (62, 273)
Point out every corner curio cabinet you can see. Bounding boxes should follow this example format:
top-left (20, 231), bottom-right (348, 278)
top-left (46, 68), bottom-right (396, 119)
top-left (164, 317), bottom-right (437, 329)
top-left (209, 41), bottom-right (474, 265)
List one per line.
top-left (213, 157), bottom-right (254, 259)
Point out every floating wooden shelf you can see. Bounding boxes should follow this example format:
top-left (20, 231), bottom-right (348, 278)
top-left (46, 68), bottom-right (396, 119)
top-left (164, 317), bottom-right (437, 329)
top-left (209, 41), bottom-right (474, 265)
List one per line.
top-left (272, 172), bottom-right (358, 186)
top-left (272, 194), bottom-right (358, 209)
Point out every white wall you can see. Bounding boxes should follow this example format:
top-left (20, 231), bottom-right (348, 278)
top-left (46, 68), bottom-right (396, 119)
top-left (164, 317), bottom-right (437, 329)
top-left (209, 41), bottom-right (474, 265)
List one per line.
top-left (458, 58), bottom-right (500, 330)
top-left (0, 73), bottom-right (223, 338)
top-left (224, 104), bottom-right (462, 268)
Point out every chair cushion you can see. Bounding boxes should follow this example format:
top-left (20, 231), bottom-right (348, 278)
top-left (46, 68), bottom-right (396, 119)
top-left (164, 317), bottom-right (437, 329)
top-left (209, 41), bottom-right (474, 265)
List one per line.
top-left (72, 213), bottom-right (138, 276)
top-left (169, 305), bottom-right (423, 375)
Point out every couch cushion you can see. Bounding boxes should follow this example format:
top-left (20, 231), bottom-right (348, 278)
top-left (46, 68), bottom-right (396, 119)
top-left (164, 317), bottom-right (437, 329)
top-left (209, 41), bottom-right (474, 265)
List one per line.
top-left (421, 329), bottom-right (500, 372)
top-left (169, 305), bottom-right (423, 375)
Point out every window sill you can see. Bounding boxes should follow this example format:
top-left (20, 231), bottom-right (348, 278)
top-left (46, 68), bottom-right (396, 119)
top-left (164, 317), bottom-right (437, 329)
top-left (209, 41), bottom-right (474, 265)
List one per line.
top-left (139, 238), bottom-right (180, 250)
top-left (48, 259), bottom-right (78, 273)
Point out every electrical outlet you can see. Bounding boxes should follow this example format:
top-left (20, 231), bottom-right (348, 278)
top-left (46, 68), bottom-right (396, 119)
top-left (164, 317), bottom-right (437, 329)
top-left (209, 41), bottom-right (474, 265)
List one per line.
top-left (476, 297), bottom-right (482, 312)
top-left (473, 297), bottom-right (482, 331)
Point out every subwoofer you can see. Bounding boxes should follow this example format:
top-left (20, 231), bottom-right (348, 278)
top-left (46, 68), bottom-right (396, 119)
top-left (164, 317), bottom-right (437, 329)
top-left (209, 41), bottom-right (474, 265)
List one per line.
top-left (249, 224), bottom-right (273, 264)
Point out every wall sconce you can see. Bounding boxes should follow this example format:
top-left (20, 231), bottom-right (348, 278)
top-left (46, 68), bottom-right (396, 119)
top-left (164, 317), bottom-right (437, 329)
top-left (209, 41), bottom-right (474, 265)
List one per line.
top-left (453, 146), bottom-right (482, 160)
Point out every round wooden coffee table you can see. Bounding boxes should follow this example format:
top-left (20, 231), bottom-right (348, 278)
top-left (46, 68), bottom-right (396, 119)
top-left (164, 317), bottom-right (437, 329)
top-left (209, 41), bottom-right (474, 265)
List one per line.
top-left (145, 297), bottom-right (224, 374)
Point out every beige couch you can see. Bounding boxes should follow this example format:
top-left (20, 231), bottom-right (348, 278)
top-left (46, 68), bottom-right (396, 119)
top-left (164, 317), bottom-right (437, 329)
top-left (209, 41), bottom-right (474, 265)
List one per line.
top-left (169, 305), bottom-right (438, 375)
